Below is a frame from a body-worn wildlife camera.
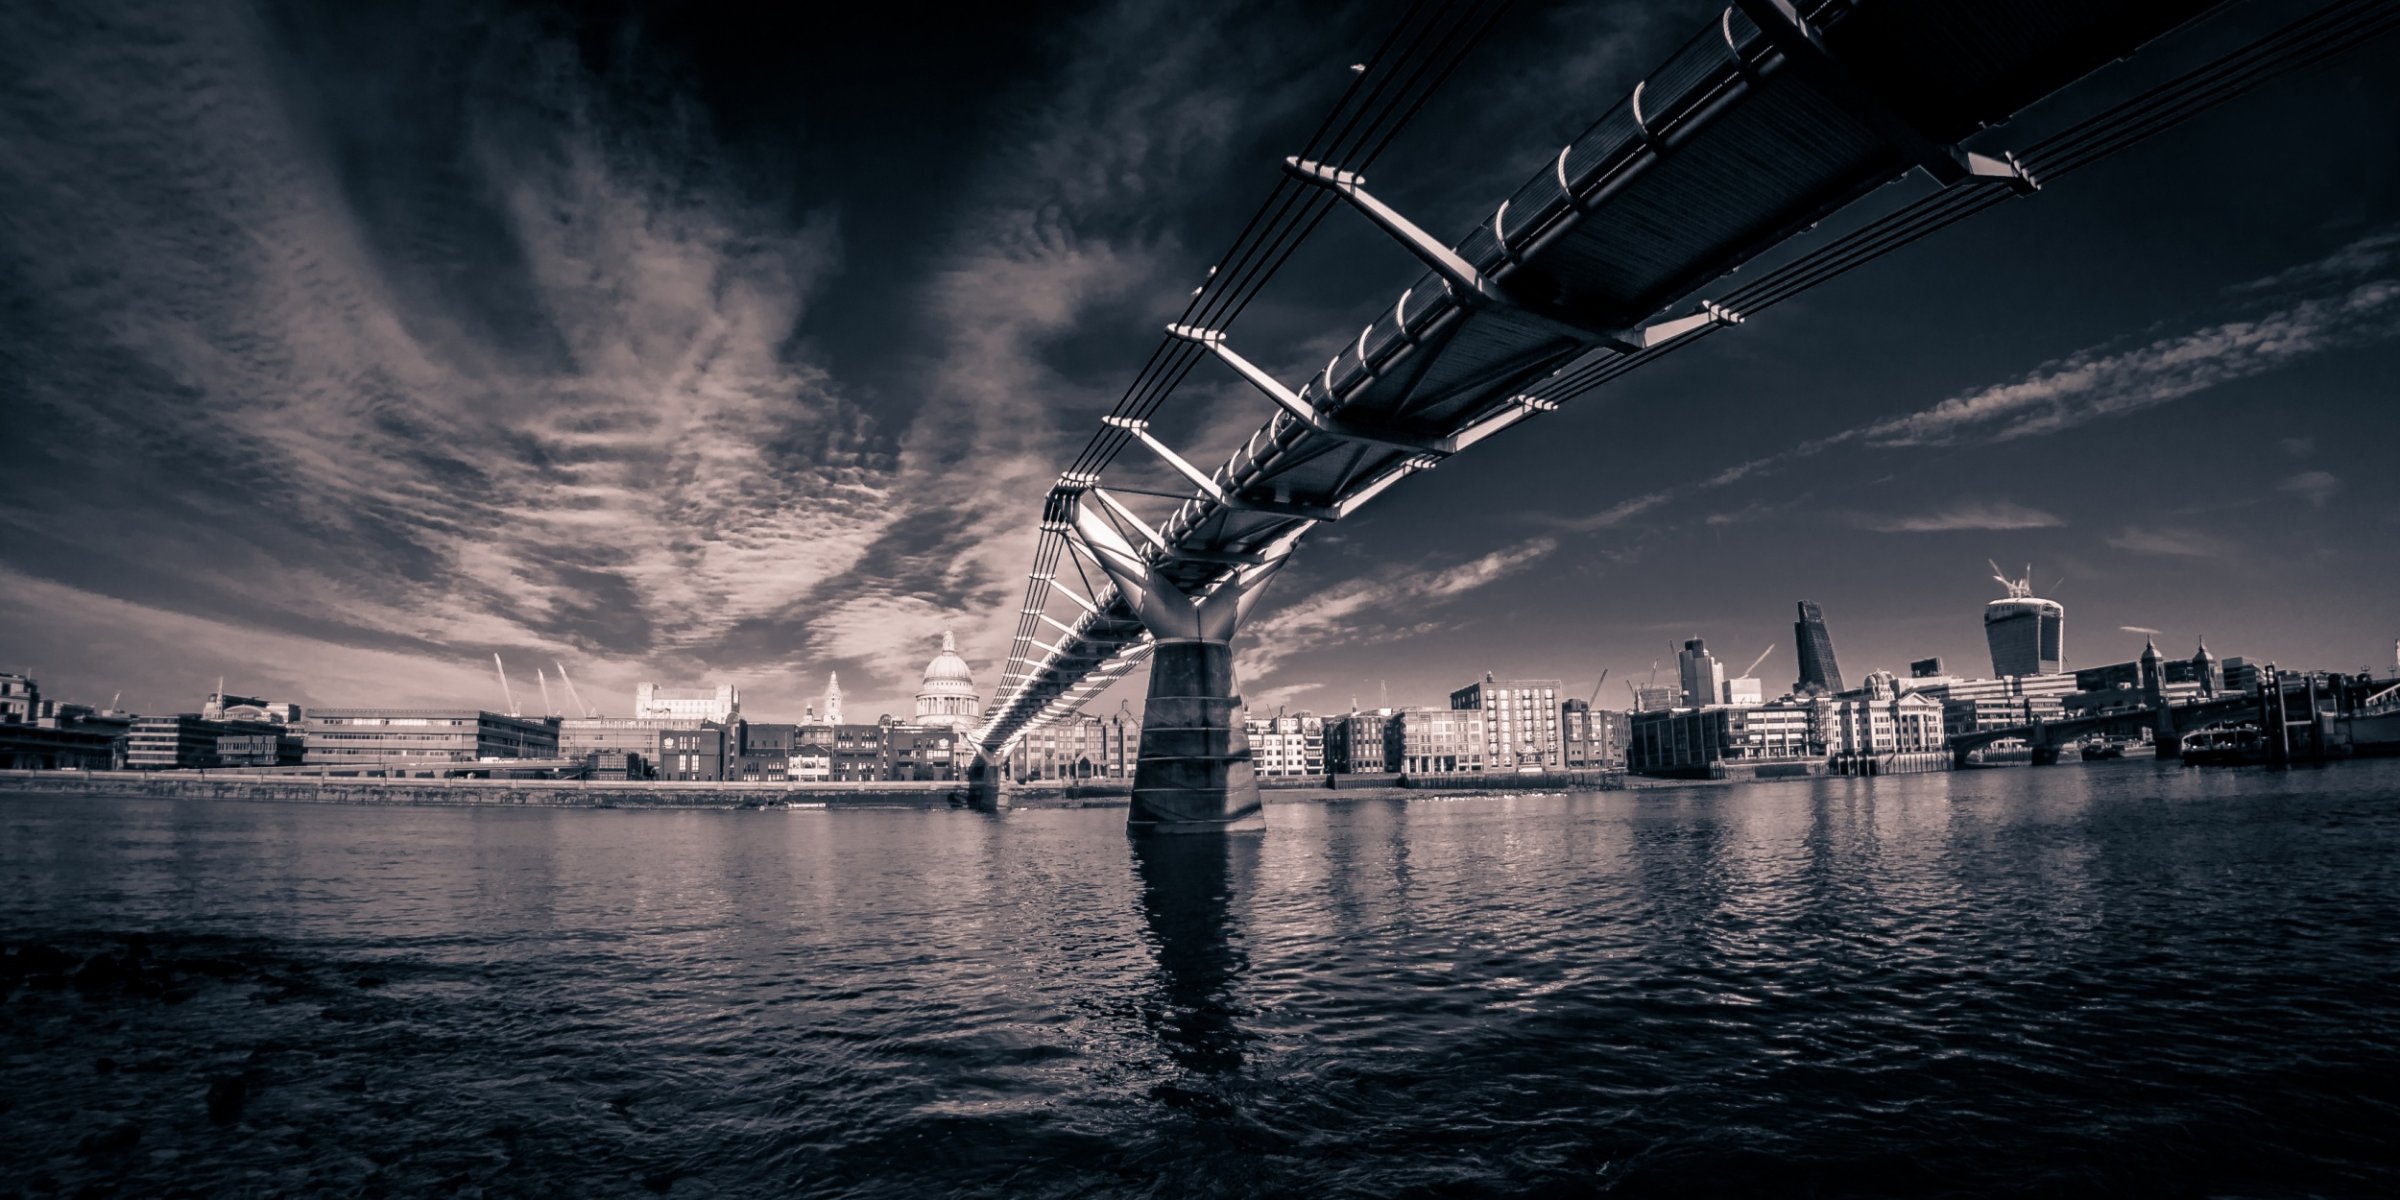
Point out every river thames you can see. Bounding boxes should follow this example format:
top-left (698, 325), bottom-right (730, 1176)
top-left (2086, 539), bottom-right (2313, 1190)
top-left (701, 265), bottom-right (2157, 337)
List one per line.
top-left (6, 760), bottom-right (2399, 1197)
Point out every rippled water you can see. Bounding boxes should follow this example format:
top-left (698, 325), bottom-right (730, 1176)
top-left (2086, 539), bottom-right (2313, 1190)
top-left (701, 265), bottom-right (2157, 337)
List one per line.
top-left (7, 761), bottom-right (2400, 1197)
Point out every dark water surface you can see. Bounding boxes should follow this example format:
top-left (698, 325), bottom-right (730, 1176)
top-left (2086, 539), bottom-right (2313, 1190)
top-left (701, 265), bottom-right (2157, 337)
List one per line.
top-left (6, 761), bottom-right (2400, 1198)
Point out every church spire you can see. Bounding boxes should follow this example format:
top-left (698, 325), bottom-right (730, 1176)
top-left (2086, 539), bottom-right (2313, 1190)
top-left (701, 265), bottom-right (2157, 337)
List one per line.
top-left (825, 671), bottom-right (843, 724)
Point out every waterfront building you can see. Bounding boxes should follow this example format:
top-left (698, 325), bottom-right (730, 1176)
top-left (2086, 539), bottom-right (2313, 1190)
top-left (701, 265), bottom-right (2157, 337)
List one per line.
top-left (2223, 656), bottom-right (2264, 696)
top-left (794, 722), bottom-right (887, 782)
top-left (1902, 672), bottom-right (2075, 735)
top-left (302, 710), bottom-right (560, 767)
top-left (1820, 671), bottom-right (1946, 767)
top-left (0, 672), bottom-right (34, 725)
top-left (881, 724), bottom-right (964, 782)
top-left (1676, 641), bottom-right (1725, 711)
top-left (0, 673), bottom-right (131, 770)
top-left (202, 689), bottom-right (300, 725)
top-left (1008, 715), bottom-right (1135, 781)
top-left (126, 714), bottom-right (295, 770)
top-left (1561, 700), bottom-right (1627, 769)
top-left (1245, 712), bottom-right (1325, 778)
top-left (560, 716), bottom-right (695, 777)
top-left (633, 683), bottom-right (739, 724)
top-left (1794, 601), bottom-right (1848, 694)
top-left (913, 630), bottom-right (982, 732)
top-left (1386, 706), bottom-right (1485, 775)
top-left (1325, 709), bottom-right (1394, 774)
top-left (659, 724), bottom-right (729, 782)
top-left (1450, 673), bottom-right (1563, 770)
top-left (1984, 565), bottom-right (2065, 676)
top-left (731, 722), bottom-right (798, 782)
top-left (1629, 675), bottom-right (1945, 777)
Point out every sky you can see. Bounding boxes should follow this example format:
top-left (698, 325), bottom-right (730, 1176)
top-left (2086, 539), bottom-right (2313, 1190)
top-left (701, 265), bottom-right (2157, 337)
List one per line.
top-left (1, 0), bottom-right (2396, 724)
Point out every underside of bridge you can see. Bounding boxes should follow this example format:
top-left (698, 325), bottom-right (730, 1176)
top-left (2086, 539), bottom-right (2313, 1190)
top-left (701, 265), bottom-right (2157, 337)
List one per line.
top-left (963, 0), bottom-right (2399, 832)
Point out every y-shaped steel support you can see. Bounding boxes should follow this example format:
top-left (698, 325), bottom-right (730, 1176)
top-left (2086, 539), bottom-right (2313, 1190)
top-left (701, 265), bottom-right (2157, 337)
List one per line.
top-left (1069, 496), bottom-right (1292, 834)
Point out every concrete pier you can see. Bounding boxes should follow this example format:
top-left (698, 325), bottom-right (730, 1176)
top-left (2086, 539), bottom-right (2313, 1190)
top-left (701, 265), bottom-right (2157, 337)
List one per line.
top-left (1128, 641), bottom-right (1263, 833)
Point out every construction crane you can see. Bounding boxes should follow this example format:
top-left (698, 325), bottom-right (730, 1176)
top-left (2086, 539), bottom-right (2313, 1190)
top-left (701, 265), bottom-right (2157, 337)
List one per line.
top-left (536, 668), bottom-right (557, 717)
top-left (1585, 668), bottom-right (1610, 706)
top-left (492, 654), bottom-right (520, 717)
top-left (555, 662), bottom-right (597, 718)
top-left (1742, 645), bottom-right (1774, 679)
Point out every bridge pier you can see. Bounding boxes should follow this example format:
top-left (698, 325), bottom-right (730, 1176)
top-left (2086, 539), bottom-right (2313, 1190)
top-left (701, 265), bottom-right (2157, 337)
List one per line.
top-left (1072, 496), bottom-right (1291, 835)
top-left (960, 752), bottom-right (1009, 812)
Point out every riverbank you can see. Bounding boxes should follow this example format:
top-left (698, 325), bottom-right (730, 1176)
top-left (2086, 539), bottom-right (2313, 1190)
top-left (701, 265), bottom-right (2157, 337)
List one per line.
top-left (0, 768), bottom-right (1625, 810)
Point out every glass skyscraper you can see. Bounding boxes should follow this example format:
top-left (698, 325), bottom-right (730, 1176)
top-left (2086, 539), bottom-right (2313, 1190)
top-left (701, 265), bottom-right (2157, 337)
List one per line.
top-left (1983, 566), bottom-right (2065, 677)
top-left (1793, 600), bottom-right (1846, 694)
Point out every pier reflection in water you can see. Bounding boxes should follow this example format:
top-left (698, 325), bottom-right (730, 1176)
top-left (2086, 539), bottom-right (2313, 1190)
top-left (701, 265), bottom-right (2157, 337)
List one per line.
top-left (6, 760), bottom-right (2400, 1196)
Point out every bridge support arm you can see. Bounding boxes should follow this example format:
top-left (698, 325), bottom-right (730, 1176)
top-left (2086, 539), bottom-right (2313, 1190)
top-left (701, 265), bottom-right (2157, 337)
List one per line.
top-left (1168, 324), bottom-right (1457, 455)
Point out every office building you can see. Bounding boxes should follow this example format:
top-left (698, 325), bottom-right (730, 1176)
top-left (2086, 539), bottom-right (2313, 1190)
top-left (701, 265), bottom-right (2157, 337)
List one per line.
top-left (1984, 565), bottom-right (2065, 676)
top-left (0, 672), bottom-right (34, 725)
top-left (658, 724), bottom-right (729, 782)
top-left (882, 723), bottom-right (965, 782)
top-left (1722, 677), bottom-right (1764, 707)
top-left (1819, 672), bottom-right (1946, 766)
top-left (1793, 600), bottom-right (1848, 694)
top-left (1909, 657), bottom-right (1946, 679)
top-left (1450, 673), bottom-right (1563, 770)
top-left (560, 716), bottom-right (694, 776)
top-left (0, 675), bottom-right (128, 769)
top-left (913, 630), bottom-right (982, 732)
top-left (1902, 673), bottom-right (2075, 735)
top-left (1631, 684), bottom-right (1679, 713)
top-left (202, 689), bottom-right (300, 725)
top-left (634, 683), bottom-right (739, 724)
top-left (1008, 714), bottom-right (1135, 781)
top-left (1387, 706), bottom-right (1485, 775)
top-left (1677, 640), bottom-right (1724, 710)
top-left (303, 710), bottom-right (560, 766)
top-left (1325, 709), bottom-right (1394, 774)
top-left (127, 714), bottom-right (294, 770)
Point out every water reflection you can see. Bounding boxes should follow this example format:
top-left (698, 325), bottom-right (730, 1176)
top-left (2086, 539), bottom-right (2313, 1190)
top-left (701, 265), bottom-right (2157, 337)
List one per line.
top-left (1129, 834), bottom-right (1256, 1078)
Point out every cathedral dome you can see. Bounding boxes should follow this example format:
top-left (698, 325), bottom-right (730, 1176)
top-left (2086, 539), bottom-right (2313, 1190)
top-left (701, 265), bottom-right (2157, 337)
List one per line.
top-left (914, 630), bottom-right (981, 731)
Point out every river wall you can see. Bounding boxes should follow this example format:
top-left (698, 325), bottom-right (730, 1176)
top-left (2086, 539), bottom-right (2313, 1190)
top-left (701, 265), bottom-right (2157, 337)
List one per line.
top-left (3, 768), bottom-right (1627, 811)
top-left (0, 770), bottom-right (957, 810)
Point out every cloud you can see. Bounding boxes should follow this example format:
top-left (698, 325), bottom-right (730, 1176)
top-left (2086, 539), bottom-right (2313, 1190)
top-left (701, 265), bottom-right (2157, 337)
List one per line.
top-left (1856, 501), bottom-right (2065, 533)
top-left (1239, 537), bottom-right (1558, 681)
top-left (2119, 625), bottom-right (2163, 636)
top-left (2104, 526), bottom-right (2233, 558)
top-left (1865, 280), bottom-right (2400, 447)
top-left (2279, 436), bottom-right (2316, 457)
top-left (2278, 469), bottom-right (2340, 509)
top-left (0, 2), bottom-right (900, 713)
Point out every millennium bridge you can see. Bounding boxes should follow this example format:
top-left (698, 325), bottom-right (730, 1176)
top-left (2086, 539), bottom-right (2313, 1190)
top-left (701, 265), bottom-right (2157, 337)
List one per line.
top-left (959, 0), bottom-right (2400, 831)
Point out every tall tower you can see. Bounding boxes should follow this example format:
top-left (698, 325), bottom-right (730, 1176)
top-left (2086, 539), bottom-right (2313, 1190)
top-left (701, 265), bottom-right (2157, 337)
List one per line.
top-left (1792, 600), bottom-right (1847, 695)
top-left (825, 672), bottom-right (843, 725)
top-left (1677, 639), bottom-right (1724, 708)
top-left (1983, 562), bottom-right (2065, 677)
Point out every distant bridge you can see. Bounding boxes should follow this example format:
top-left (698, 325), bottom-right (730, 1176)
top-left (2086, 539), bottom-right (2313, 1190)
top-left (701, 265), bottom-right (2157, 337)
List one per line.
top-left (1947, 695), bottom-right (2258, 766)
top-left (965, 0), bottom-right (2400, 830)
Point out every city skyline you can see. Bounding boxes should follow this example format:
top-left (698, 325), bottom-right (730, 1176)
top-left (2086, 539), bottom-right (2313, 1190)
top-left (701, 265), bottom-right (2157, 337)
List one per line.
top-left (3, 0), bottom-right (2397, 724)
